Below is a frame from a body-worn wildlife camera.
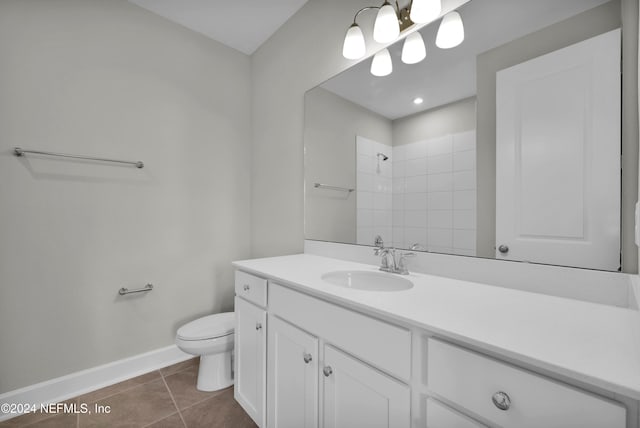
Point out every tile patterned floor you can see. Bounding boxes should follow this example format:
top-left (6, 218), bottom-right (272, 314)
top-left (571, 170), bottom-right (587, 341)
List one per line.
top-left (0, 358), bottom-right (257, 428)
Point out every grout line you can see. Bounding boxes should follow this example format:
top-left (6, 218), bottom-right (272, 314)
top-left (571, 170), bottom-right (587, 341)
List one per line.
top-left (79, 370), bottom-right (163, 405)
top-left (160, 375), bottom-right (187, 428)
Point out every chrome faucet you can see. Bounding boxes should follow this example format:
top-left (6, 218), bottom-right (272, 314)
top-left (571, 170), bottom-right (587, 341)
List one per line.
top-left (374, 246), bottom-right (415, 275)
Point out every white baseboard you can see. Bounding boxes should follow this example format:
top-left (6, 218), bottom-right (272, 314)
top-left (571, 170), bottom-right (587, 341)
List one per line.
top-left (0, 345), bottom-right (192, 422)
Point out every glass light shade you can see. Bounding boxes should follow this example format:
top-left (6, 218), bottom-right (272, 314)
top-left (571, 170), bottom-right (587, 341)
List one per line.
top-left (436, 11), bottom-right (464, 49)
top-left (342, 24), bottom-right (366, 59)
top-left (373, 3), bottom-right (400, 43)
top-left (370, 48), bottom-right (393, 77)
top-left (409, 0), bottom-right (441, 24)
top-left (401, 31), bottom-right (426, 64)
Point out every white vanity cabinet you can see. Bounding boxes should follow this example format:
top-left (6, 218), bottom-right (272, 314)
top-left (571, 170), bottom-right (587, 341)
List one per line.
top-left (267, 315), bottom-right (319, 428)
top-left (234, 271), bottom-right (268, 427)
top-left (267, 281), bottom-right (411, 428)
top-left (426, 338), bottom-right (626, 428)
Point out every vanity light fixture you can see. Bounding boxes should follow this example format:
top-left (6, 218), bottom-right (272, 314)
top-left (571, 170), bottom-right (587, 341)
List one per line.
top-left (435, 11), bottom-right (465, 49)
top-left (413, 97), bottom-right (424, 104)
top-left (401, 31), bottom-right (426, 64)
top-left (371, 48), bottom-right (393, 77)
top-left (342, 0), bottom-right (464, 76)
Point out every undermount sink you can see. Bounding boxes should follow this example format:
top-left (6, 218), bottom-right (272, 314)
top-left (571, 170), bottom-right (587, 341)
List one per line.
top-left (321, 270), bottom-right (414, 292)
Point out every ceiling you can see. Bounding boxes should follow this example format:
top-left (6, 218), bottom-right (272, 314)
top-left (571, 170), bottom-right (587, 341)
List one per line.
top-left (128, 0), bottom-right (309, 55)
top-left (320, 0), bottom-right (611, 120)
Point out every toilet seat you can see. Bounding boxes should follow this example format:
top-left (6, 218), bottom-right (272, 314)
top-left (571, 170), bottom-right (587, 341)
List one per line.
top-left (177, 312), bottom-right (234, 341)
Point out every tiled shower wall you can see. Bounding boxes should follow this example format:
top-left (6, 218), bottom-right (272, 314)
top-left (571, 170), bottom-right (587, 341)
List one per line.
top-left (356, 136), bottom-right (393, 246)
top-left (391, 131), bottom-right (477, 255)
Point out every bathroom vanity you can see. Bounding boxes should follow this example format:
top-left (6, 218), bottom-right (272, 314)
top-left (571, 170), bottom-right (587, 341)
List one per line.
top-left (233, 254), bottom-right (640, 428)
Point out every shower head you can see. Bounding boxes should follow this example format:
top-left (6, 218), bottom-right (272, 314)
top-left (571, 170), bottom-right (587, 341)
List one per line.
top-left (377, 152), bottom-right (389, 161)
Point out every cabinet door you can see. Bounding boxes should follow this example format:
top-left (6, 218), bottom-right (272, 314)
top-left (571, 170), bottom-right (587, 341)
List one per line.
top-left (234, 297), bottom-right (266, 427)
top-left (267, 315), bottom-right (319, 428)
top-left (322, 345), bottom-right (410, 428)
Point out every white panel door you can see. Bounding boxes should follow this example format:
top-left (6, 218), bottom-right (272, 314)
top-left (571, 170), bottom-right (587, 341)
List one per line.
top-left (322, 345), bottom-right (410, 428)
top-left (496, 29), bottom-right (621, 270)
top-left (267, 315), bottom-right (319, 428)
top-left (235, 297), bottom-right (266, 427)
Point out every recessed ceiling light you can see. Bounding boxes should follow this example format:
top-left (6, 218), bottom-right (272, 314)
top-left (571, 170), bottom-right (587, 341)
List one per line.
top-left (413, 97), bottom-right (424, 105)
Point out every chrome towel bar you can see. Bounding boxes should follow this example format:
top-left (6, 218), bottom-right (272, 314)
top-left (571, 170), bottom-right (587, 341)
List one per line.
top-left (14, 147), bottom-right (144, 169)
top-left (314, 183), bottom-right (355, 193)
top-left (119, 284), bottom-right (153, 295)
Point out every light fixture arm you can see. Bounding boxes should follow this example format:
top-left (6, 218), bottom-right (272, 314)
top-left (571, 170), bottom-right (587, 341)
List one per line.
top-left (352, 6), bottom-right (380, 25)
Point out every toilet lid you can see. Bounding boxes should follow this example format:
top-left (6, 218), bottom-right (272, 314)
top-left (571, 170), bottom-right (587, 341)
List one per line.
top-left (177, 312), bottom-right (235, 341)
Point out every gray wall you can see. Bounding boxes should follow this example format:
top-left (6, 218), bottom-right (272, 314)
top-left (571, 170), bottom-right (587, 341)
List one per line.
top-left (305, 88), bottom-right (392, 244)
top-left (0, 0), bottom-right (251, 392)
top-left (393, 97), bottom-right (476, 145)
top-left (475, 0), bottom-right (638, 270)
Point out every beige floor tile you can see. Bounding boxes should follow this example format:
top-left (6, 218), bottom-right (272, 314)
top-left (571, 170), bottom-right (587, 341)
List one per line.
top-left (76, 371), bottom-right (161, 405)
top-left (181, 388), bottom-right (256, 428)
top-left (143, 412), bottom-right (185, 428)
top-left (159, 359), bottom-right (198, 378)
top-left (78, 379), bottom-right (176, 428)
top-left (163, 366), bottom-right (224, 411)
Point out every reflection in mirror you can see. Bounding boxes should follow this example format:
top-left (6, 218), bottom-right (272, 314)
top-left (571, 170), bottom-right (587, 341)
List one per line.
top-left (304, 0), bottom-right (638, 272)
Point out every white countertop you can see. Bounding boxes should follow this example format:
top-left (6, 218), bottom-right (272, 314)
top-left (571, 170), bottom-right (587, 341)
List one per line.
top-left (233, 254), bottom-right (640, 400)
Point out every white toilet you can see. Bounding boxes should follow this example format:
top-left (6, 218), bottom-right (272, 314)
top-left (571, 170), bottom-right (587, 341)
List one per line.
top-left (175, 312), bottom-right (235, 392)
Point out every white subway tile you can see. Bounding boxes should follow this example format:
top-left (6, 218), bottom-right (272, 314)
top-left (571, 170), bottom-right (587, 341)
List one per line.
top-left (357, 191), bottom-right (373, 210)
top-left (357, 227), bottom-right (374, 245)
top-left (427, 228), bottom-right (453, 247)
top-left (453, 190), bottom-right (477, 210)
top-left (406, 157), bottom-right (427, 177)
top-left (392, 227), bottom-right (404, 245)
top-left (404, 192), bottom-right (427, 211)
top-left (453, 170), bottom-right (476, 190)
top-left (453, 210), bottom-right (477, 229)
top-left (427, 153), bottom-right (453, 175)
top-left (428, 210), bottom-right (453, 229)
top-left (453, 229), bottom-right (477, 250)
top-left (405, 175), bottom-right (428, 193)
top-left (427, 172), bottom-right (453, 192)
top-left (393, 160), bottom-right (406, 178)
top-left (392, 194), bottom-right (404, 210)
top-left (374, 193), bottom-right (393, 211)
top-left (454, 149), bottom-right (476, 171)
top-left (453, 130), bottom-right (476, 152)
top-left (374, 176), bottom-right (392, 194)
top-left (404, 210), bottom-right (427, 228)
top-left (427, 192), bottom-right (453, 210)
top-left (392, 210), bottom-right (404, 227)
top-left (357, 172), bottom-right (374, 192)
top-left (358, 209), bottom-right (374, 228)
top-left (392, 176), bottom-right (406, 194)
top-left (374, 209), bottom-right (392, 227)
top-left (393, 145), bottom-right (407, 161)
top-left (404, 227), bottom-right (428, 248)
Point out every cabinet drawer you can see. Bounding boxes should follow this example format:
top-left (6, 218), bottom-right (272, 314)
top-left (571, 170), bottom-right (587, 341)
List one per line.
top-left (426, 398), bottom-right (486, 428)
top-left (427, 339), bottom-right (626, 428)
top-left (269, 283), bottom-right (410, 381)
top-left (235, 270), bottom-right (267, 308)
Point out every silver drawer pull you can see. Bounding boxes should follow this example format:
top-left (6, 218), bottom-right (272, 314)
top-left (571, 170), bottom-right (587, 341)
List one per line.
top-left (492, 391), bottom-right (511, 411)
top-left (323, 366), bottom-right (333, 377)
top-left (303, 353), bottom-right (313, 364)
top-left (243, 284), bottom-right (250, 291)
top-left (255, 323), bottom-right (262, 331)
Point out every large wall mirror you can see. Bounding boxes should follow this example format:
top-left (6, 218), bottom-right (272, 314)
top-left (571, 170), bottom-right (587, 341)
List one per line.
top-left (304, 0), bottom-right (638, 272)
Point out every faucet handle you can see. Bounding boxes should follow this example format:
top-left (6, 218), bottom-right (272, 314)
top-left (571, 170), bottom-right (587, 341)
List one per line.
top-left (410, 243), bottom-right (425, 251)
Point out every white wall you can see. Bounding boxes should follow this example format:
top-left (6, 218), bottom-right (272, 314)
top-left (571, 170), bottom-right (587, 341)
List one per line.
top-left (0, 0), bottom-right (251, 393)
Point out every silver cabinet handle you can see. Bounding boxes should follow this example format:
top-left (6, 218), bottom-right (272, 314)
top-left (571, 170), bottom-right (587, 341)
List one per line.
top-left (303, 353), bottom-right (313, 364)
top-left (492, 391), bottom-right (511, 411)
top-left (243, 284), bottom-right (250, 291)
top-left (323, 366), bottom-right (333, 377)
top-left (498, 245), bottom-right (509, 254)
top-left (255, 323), bottom-right (262, 331)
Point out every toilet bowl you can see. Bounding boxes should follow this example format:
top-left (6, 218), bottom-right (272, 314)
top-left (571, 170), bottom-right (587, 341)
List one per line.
top-left (175, 312), bottom-right (235, 392)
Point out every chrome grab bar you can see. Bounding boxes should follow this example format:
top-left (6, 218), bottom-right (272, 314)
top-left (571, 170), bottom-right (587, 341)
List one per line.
top-left (314, 183), bottom-right (355, 193)
top-left (119, 284), bottom-right (153, 295)
top-left (14, 147), bottom-right (144, 169)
